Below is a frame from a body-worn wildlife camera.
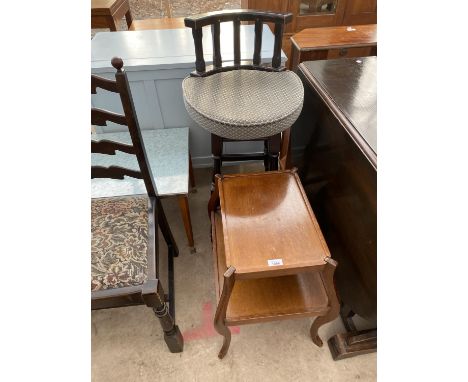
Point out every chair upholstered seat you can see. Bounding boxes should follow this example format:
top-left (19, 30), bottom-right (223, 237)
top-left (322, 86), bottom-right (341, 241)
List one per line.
top-left (91, 196), bottom-right (149, 292)
top-left (182, 70), bottom-right (304, 140)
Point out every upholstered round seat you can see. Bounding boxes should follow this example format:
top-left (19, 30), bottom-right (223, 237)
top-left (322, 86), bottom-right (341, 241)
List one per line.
top-left (182, 70), bottom-right (304, 140)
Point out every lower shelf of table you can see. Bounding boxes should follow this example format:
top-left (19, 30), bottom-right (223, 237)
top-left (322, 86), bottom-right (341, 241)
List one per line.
top-left (212, 211), bottom-right (330, 326)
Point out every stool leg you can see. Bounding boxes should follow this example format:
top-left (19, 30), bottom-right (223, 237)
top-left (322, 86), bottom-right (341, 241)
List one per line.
top-left (263, 139), bottom-right (270, 171)
top-left (211, 134), bottom-right (223, 188)
top-left (178, 195), bottom-right (195, 253)
top-left (267, 133), bottom-right (281, 171)
top-left (214, 266), bottom-right (236, 359)
top-left (280, 127), bottom-right (292, 170)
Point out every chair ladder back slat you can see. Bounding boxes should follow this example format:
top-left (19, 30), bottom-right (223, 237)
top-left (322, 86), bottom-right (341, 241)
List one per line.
top-left (91, 139), bottom-right (136, 155)
top-left (233, 18), bottom-right (241, 65)
top-left (192, 27), bottom-right (206, 73)
top-left (91, 74), bottom-right (119, 94)
top-left (114, 67), bottom-right (158, 198)
top-left (91, 165), bottom-right (142, 180)
top-left (91, 108), bottom-right (127, 126)
top-left (211, 21), bottom-right (222, 68)
top-left (272, 21), bottom-right (284, 69)
top-left (253, 19), bottom-right (263, 66)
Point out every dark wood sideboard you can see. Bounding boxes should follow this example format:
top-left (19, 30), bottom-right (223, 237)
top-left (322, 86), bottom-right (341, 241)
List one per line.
top-left (295, 57), bottom-right (377, 360)
top-left (241, 0), bottom-right (377, 60)
top-left (289, 24), bottom-right (376, 70)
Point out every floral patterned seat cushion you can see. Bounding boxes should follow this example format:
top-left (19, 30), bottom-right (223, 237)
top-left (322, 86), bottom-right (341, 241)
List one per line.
top-left (91, 196), bottom-right (150, 292)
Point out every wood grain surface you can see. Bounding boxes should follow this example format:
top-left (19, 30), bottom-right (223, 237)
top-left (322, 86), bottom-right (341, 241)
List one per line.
top-left (218, 170), bottom-right (330, 277)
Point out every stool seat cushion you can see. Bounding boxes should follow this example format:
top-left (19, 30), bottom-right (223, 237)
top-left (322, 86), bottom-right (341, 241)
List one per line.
top-left (91, 196), bottom-right (149, 292)
top-left (182, 70), bottom-right (304, 140)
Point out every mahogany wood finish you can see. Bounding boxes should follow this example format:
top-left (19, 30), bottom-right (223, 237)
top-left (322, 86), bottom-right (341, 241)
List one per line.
top-left (296, 57), bottom-right (376, 360)
top-left (208, 170), bottom-right (339, 358)
top-left (210, 134), bottom-right (281, 187)
top-left (91, 0), bottom-right (133, 31)
top-left (290, 24), bottom-right (377, 70)
top-left (184, 9), bottom-right (293, 76)
top-left (241, 0), bottom-right (377, 65)
top-left (91, 58), bottom-right (183, 353)
top-left (185, 10), bottom-right (294, 176)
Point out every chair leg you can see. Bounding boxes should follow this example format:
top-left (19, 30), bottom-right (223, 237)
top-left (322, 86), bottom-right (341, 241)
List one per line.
top-left (167, 244), bottom-right (176, 320)
top-left (189, 153), bottom-right (196, 191)
top-left (178, 195), bottom-right (196, 253)
top-left (214, 267), bottom-right (236, 359)
top-left (156, 199), bottom-right (179, 257)
top-left (310, 257), bottom-right (340, 346)
top-left (142, 279), bottom-right (183, 353)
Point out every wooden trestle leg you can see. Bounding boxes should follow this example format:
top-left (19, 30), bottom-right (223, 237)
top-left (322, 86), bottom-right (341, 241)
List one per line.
top-left (142, 279), bottom-right (183, 353)
top-left (327, 304), bottom-right (377, 360)
top-left (310, 257), bottom-right (340, 346)
top-left (214, 266), bottom-right (236, 359)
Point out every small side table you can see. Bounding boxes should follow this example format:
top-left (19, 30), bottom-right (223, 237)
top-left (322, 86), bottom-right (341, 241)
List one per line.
top-left (91, 0), bottom-right (133, 31)
top-left (208, 170), bottom-right (340, 359)
top-left (289, 24), bottom-right (377, 70)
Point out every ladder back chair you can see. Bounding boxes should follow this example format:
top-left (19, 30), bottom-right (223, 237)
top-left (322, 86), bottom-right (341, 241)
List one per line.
top-left (91, 57), bottom-right (183, 353)
top-left (182, 10), bottom-right (304, 184)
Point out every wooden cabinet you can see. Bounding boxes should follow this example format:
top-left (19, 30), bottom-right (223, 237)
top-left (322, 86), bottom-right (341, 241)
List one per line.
top-left (241, 0), bottom-right (377, 60)
top-left (289, 24), bottom-right (377, 70)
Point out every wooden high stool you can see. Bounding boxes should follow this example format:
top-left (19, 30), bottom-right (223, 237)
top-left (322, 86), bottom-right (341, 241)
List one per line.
top-left (182, 10), bottom-right (304, 185)
top-left (208, 169), bottom-right (339, 358)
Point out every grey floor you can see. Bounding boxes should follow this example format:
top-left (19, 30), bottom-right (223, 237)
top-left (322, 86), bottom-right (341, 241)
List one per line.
top-left (91, 165), bottom-right (377, 381)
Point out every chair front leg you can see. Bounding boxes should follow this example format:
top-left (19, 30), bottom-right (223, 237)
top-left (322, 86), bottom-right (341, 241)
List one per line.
top-left (156, 199), bottom-right (179, 257)
top-left (142, 279), bottom-right (183, 353)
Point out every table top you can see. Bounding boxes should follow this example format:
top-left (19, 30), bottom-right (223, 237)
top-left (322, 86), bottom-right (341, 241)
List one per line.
top-left (91, 128), bottom-right (189, 198)
top-left (91, 24), bottom-right (286, 73)
top-left (217, 170), bottom-right (330, 278)
top-left (291, 24), bottom-right (377, 51)
top-left (299, 57), bottom-right (377, 168)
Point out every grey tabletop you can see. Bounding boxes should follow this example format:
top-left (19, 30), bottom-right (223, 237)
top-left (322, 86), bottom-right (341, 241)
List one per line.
top-left (300, 57), bottom-right (376, 164)
top-left (91, 128), bottom-right (189, 198)
top-left (91, 24), bottom-right (286, 73)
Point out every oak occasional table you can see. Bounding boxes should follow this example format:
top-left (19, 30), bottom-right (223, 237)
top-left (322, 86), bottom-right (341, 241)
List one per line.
top-left (208, 169), bottom-right (340, 359)
top-left (297, 57), bottom-right (377, 360)
top-left (289, 24), bottom-right (377, 70)
top-left (91, 0), bottom-right (133, 31)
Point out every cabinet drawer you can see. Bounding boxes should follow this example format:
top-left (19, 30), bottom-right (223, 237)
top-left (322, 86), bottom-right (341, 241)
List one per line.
top-left (326, 46), bottom-right (374, 59)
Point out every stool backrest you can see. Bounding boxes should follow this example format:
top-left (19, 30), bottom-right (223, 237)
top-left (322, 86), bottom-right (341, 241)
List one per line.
top-left (91, 57), bottom-right (158, 198)
top-left (184, 10), bottom-right (293, 77)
